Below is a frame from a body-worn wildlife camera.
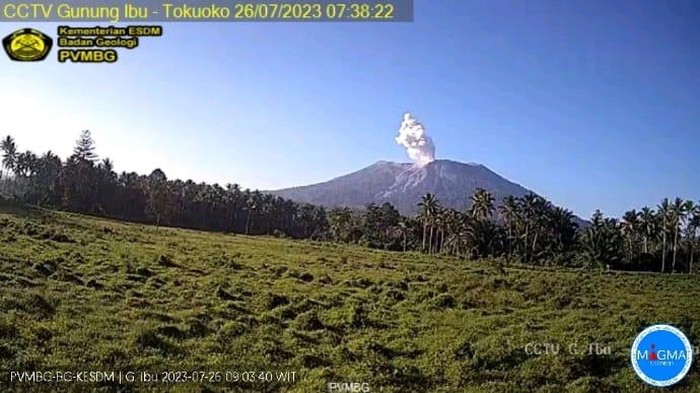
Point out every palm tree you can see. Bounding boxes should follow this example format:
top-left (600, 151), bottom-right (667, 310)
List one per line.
top-left (146, 168), bottom-right (168, 228)
top-left (397, 218), bottom-right (410, 252)
top-left (470, 188), bottom-right (495, 221)
top-left (33, 150), bottom-right (63, 206)
top-left (417, 193), bottom-right (439, 254)
top-left (670, 197), bottom-right (689, 273)
top-left (529, 197), bottom-right (551, 262)
top-left (464, 216), bottom-right (504, 259)
top-left (548, 206), bottom-right (578, 255)
top-left (621, 209), bottom-right (640, 261)
top-left (99, 158), bottom-right (113, 172)
top-left (639, 207), bottom-right (656, 254)
top-left (440, 208), bottom-right (460, 256)
top-left (1, 135), bottom-right (17, 174)
top-left (329, 206), bottom-right (355, 243)
top-left (657, 198), bottom-right (672, 272)
top-left (687, 204), bottom-right (700, 273)
top-left (520, 193), bottom-right (543, 262)
top-left (225, 183), bottom-right (242, 230)
top-left (436, 207), bottom-right (453, 253)
top-left (499, 195), bottom-right (520, 256)
top-left (245, 194), bottom-right (257, 235)
top-left (1, 136), bottom-right (18, 196)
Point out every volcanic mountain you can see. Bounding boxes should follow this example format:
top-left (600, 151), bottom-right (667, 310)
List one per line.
top-left (270, 159), bottom-right (548, 216)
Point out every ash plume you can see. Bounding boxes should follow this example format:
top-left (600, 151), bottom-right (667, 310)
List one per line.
top-left (395, 112), bottom-right (436, 166)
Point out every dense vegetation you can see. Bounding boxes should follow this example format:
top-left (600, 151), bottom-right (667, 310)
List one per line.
top-left (2, 132), bottom-right (699, 274)
top-left (1, 205), bottom-right (699, 392)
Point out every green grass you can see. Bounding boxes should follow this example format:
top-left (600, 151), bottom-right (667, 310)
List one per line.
top-left (1, 205), bottom-right (699, 392)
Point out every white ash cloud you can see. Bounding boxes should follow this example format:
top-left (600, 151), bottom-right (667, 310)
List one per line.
top-left (394, 112), bottom-right (435, 166)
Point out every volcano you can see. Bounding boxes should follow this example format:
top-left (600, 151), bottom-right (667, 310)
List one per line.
top-left (270, 159), bottom-right (549, 216)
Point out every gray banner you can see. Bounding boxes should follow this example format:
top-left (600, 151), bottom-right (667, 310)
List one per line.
top-left (0, 0), bottom-right (414, 22)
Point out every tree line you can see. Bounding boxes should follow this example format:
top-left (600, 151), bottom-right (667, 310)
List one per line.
top-left (2, 131), bottom-right (698, 273)
top-left (0, 132), bottom-right (327, 238)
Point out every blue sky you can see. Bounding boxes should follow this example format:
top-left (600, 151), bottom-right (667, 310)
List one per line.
top-left (1, 0), bottom-right (699, 219)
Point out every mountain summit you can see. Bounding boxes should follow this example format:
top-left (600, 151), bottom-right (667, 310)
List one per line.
top-left (270, 159), bottom-right (541, 215)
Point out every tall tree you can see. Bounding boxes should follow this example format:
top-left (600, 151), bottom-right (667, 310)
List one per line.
top-left (417, 193), bottom-right (439, 254)
top-left (28, 151), bottom-right (63, 205)
top-left (396, 218), bottom-right (410, 252)
top-left (658, 198), bottom-right (672, 272)
top-left (146, 168), bottom-right (169, 228)
top-left (581, 211), bottom-right (623, 269)
top-left (548, 206), bottom-right (579, 256)
top-left (687, 204), bottom-right (700, 273)
top-left (470, 188), bottom-right (495, 221)
top-left (520, 193), bottom-right (545, 262)
top-left (639, 206), bottom-right (656, 254)
top-left (499, 195), bottom-right (520, 256)
top-left (1, 135), bottom-right (17, 181)
top-left (73, 130), bottom-right (98, 162)
top-left (442, 209), bottom-right (463, 256)
top-left (244, 192), bottom-right (257, 235)
top-left (670, 197), bottom-right (689, 273)
top-left (433, 207), bottom-right (447, 254)
top-left (329, 206), bottom-right (360, 243)
top-left (621, 209), bottom-right (640, 262)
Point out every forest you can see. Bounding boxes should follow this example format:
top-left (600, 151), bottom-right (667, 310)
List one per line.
top-left (2, 131), bottom-right (698, 274)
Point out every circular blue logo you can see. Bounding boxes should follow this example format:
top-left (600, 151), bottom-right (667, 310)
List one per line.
top-left (631, 324), bottom-right (693, 387)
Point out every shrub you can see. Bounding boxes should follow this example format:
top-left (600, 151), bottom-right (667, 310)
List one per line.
top-left (430, 293), bottom-right (456, 309)
top-left (155, 324), bottom-right (188, 340)
top-left (264, 293), bottom-right (290, 310)
top-left (292, 310), bottom-right (325, 331)
top-left (348, 303), bottom-right (369, 328)
top-left (299, 272), bottom-right (314, 282)
top-left (157, 254), bottom-right (178, 268)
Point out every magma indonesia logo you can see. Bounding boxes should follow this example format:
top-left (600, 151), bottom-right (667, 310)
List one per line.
top-left (631, 324), bottom-right (693, 387)
top-left (2, 28), bottom-right (53, 61)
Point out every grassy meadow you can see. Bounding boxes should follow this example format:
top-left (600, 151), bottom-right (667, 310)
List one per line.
top-left (1, 204), bottom-right (699, 392)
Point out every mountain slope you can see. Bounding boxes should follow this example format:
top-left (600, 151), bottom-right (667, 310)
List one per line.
top-left (270, 159), bottom-right (539, 215)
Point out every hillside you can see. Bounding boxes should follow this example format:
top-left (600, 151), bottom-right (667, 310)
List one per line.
top-left (271, 160), bottom-right (541, 215)
top-left (1, 205), bottom-right (699, 392)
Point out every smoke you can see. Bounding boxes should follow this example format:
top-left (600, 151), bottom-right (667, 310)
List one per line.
top-left (394, 112), bottom-right (436, 166)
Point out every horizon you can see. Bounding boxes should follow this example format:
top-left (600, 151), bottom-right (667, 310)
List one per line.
top-left (2, 0), bottom-right (699, 219)
top-left (0, 132), bottom-right (690, 220)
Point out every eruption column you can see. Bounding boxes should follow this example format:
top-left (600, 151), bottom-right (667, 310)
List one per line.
top-left (394, 113), bottom-right (435, 166)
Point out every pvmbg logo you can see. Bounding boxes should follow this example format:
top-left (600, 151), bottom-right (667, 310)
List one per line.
top-left (631, 324), bottom-right (693, 387)
top-left (2, 28), bottom-right (53, 61)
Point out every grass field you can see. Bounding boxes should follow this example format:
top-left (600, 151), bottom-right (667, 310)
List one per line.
top-left (1, 204), bottom-right (699, 392)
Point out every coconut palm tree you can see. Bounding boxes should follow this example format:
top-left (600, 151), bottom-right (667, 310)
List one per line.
top-left (520, 193), bottom-right (544, 262)
top-left (440, 208), bottom-right (460, 256)
top-left (447, 216), bottom-right (469, 257)
top-left (621, 209), bottom-right (641, 261)
top-left (1, 136), bottom-right (18, 197)
top-left (417, 193), bottom-right (439, 254)
top-left (433, 207), bottom-right (446, 253)
top-left (396, 218), bottom-right (410, 252)
top-left (657, 198), bottom-right (672, 272)
top-left (548, 206), bottom-right (578, 255)
top-left (499, 195), bottom-right (520, 256)
top-left (470, 188), bottom-right (495, 221)
top-left (244, 194), bottom-right (256, 235)
top-left (670, 197), bottom-right (689, 273)
top-left (146, 168), bottom-right (168, 228)
top-left (639, 206), bottom-right (656, 254)
top-left (1, 135), bottom-right (17, 176)
top-left (687, 204), bottom-right (700, 273)
top-left (582, 212), bottom-right (624, 269)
